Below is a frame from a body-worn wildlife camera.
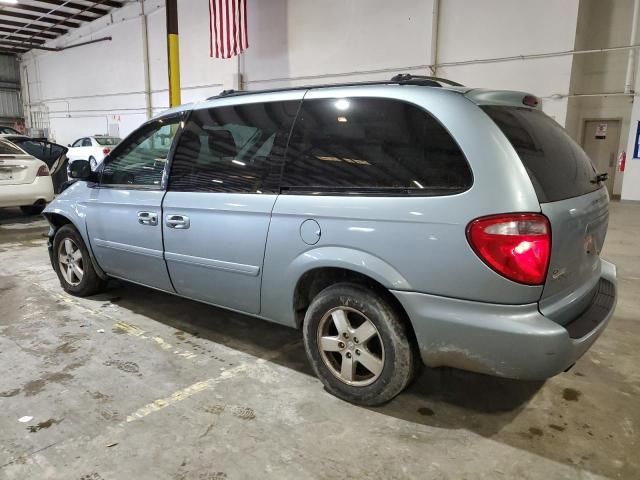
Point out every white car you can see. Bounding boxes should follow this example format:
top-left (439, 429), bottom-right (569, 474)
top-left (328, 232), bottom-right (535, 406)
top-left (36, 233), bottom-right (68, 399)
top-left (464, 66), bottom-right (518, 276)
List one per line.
top-left (0, 137), bottom-right (54, 215)
top-left (67, 135), bottom-right (121, 170)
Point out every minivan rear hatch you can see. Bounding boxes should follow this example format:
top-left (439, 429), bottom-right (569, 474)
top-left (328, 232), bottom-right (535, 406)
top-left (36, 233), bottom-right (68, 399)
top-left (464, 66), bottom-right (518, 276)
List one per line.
top-left (482, 105), bottom-right (609, 325)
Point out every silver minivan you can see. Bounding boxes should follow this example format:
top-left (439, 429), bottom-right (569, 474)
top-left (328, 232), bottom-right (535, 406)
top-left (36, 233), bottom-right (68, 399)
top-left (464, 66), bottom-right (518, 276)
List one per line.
top-left (44, 76), bottom-right (617, 405)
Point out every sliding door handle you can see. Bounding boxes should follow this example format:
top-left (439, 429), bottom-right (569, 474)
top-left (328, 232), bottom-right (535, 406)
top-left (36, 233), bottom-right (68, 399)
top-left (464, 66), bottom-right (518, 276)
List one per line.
top-left (137, 211), bottom-right (158, 226)
top-left (166, 214), bottom-right (190, 229)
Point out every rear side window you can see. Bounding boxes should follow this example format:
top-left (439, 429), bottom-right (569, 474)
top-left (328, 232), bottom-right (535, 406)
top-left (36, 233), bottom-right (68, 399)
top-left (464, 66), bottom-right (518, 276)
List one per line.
top-left (169, 101), bottom-right (299, 193)
top-left (281, 97), bottom-right (472, 195)
top-left (482, 106), bottom-right (599, 203)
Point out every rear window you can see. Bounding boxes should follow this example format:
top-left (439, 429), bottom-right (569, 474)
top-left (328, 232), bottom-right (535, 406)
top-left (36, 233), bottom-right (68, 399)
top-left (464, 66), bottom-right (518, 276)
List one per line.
top-left (482, 106), bottom-right (599, 203)
top-left (0, 139), bottom-right (24, 155)
top-left (95, 137), bottom-right (121, 146)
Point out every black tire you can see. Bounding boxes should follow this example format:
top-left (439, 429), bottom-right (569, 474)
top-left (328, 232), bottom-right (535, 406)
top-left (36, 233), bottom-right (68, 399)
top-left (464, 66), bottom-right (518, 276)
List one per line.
top-left (20, 204), bottom-right (45, 216)
top-left (52, 224), bottom-right (106, 296)
top-left (303, 282), bottom-right (416, 406)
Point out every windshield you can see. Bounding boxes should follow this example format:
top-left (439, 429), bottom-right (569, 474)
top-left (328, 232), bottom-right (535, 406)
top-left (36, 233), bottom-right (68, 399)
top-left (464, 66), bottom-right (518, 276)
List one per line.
top-left (482, 106), bottom-right (600, 203)
top-left (95, 137), bottom-right (121, 146)
top-left (0, 138), bottom-right (25, 155)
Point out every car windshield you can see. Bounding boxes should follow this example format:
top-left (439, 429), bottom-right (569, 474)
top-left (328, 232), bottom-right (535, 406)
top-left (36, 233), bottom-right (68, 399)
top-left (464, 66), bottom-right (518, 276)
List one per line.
top-left (0, 138), bottom-right (25, 155)
top-left (0, 126), bottom-right (20, 135)
top-left (94, 137), bottom-right (121, 146)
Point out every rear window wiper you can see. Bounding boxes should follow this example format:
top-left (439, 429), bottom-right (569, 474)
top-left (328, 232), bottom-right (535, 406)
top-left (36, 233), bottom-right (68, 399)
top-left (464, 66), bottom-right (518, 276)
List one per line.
top-left (591, 172), bottom-right (608, 184)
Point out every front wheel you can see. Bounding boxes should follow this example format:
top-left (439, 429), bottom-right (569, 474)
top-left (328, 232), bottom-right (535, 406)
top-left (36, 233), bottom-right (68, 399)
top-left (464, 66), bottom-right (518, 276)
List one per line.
top-left (303, 282), bottom-right (417, 406)
top-left (52, 224), bottom-right (106, 296)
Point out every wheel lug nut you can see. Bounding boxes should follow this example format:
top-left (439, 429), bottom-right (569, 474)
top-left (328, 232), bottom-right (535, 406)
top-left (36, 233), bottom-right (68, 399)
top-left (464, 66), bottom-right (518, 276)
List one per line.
top-left (345, 352), bottom-right (352, 359)
top-left (342, 332), bottom-right (349, 339)
top-left (355, 349), bottom-right (361, 356)
top-left (338, 342), bottom-right (345, 349)
top-left (354, 337), bottom-right (359, 343)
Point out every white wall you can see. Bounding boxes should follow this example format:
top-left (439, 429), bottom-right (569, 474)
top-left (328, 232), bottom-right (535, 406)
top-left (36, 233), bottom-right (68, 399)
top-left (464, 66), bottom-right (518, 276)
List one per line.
top-left (437, 0), bottom-right (579, 124)
top-left (565, 0), bottom-right (635, 197)
top-left (20, 0), bottom-right (580, 146)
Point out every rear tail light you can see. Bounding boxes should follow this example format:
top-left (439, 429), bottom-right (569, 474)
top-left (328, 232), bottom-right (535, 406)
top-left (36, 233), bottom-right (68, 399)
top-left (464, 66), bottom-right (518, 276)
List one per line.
top-left (467, 213), bottom-right (551, 285)
top-left (36, 165), bottom-right (50, 176)
top-left (102, 148), bottom-right (111, 155)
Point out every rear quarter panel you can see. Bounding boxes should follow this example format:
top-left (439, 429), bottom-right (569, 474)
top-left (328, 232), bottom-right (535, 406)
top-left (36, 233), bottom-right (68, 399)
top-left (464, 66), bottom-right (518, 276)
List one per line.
top-left (260, 85), bottom-right (544, 326)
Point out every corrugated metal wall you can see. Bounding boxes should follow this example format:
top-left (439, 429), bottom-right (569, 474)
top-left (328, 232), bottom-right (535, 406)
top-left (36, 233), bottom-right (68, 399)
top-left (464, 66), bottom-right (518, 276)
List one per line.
top-left (0, 54), bottom-right (22, 122)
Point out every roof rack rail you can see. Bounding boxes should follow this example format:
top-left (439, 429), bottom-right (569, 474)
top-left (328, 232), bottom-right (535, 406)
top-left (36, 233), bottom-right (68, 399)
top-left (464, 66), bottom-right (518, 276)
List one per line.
top-left (205, 75), bottom-right (463, 101)
top-left (390, 73), bottom-right (464, 87)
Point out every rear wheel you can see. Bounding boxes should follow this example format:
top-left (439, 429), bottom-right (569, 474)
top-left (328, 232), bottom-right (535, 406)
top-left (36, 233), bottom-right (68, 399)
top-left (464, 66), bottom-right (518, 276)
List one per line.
top-left (303, 282), bottom-right (416, 406)
top-left (52, 224), bottom-right (106, 296)
top-left (89, 157), bottom-right (97, 170)
top-left (20, 203), bottom-right (45, 216)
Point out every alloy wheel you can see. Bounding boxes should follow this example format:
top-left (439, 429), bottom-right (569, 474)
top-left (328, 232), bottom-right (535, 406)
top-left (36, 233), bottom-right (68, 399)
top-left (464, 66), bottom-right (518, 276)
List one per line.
top-left (317, 306), bottom-right (385, 386)
top-left (58, 238), bottom-right (84, 286)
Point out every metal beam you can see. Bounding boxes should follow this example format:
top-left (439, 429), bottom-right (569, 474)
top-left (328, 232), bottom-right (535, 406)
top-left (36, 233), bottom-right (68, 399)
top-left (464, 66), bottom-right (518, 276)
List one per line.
top-left (0, 36), bottom-right (111, 53)
top-left (0, 18), bottom-right (67, 36)
top-left (0, 26), bottom-right (58, 40)
top-left (9, 4), bottom-right (98, 23)
top-left (0, 38), bottom-right (46, 48)
top-left (0, 44), bottom-right (28, 52)
top-left (0, 10), bottom-right (81, 29)
top-left (27, 0), bottom-right (116, 42)
top-left (33, 1), bottom-right (111, 16)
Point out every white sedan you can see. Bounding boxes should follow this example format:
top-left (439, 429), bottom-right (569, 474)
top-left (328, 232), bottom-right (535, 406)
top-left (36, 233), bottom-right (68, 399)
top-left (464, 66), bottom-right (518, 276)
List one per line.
top-left (67, 135), bottom-right (121, 170)
top-left (0, 138), bottom-right (54, 215)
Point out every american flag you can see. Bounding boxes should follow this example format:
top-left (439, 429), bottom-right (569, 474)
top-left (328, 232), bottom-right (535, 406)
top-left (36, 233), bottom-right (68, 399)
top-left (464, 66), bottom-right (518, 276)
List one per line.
top-left (208, 0), bottom-right (248, 59)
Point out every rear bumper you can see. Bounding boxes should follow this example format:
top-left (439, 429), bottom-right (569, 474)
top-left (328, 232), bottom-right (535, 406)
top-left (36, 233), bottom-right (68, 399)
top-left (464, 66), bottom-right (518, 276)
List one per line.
top-left (392, 259), bottom-right (617, 380)
top-left (0, 177), bottom-right (54, 208)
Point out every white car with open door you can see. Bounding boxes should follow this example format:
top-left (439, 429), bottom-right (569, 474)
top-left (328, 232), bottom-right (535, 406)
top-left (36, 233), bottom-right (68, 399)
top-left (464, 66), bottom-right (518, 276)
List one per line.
top-left (0, 137), bottom-right (54, 215)
top-left (67, 135), bottom-right (121, 170)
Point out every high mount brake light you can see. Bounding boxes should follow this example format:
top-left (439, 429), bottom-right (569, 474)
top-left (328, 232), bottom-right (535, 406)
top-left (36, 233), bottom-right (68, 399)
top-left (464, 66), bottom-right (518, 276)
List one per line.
top-left (467, 213), bottom-right (551, 285)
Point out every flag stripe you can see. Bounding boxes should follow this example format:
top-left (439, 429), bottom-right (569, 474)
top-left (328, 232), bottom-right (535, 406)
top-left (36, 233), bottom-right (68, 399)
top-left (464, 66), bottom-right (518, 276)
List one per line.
top-left (209, 0), bottom-right (248, 58)
top-left (231, 0), bottom-right (237, 57)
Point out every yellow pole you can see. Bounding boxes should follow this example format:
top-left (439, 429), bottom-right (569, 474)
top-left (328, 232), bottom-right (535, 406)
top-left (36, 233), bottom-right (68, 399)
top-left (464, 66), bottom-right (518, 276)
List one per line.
top-left (166, 0), bottom-right (181, 107)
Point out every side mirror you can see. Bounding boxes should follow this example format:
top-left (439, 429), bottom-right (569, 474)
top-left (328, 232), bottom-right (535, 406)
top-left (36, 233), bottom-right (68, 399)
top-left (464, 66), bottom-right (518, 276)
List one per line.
top-left (68, 159), bottom-right (96, 181)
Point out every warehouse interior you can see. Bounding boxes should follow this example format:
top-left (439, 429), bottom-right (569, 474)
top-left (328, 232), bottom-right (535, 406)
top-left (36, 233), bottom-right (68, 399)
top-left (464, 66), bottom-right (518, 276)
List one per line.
top-left (0, 1), bottom-right (639, 479)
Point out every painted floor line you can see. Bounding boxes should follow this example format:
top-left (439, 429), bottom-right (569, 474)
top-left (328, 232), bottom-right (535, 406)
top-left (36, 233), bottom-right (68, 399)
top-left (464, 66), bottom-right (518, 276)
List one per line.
top-left (124, 341), bottom-right (301, 424)
top-left (32, 282), bottom-right (199, 362)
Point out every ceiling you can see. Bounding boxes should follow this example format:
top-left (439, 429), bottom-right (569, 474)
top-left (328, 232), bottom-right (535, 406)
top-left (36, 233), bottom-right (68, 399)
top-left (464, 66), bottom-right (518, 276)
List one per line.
top-left (0, 0), bottom-right (124, 56)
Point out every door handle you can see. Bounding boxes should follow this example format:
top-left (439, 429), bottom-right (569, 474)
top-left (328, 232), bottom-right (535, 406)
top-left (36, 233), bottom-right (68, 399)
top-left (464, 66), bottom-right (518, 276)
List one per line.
top-left (166, 214), bottom-right (190, 229)
top-left (138, 211), bottom-right (158, 226)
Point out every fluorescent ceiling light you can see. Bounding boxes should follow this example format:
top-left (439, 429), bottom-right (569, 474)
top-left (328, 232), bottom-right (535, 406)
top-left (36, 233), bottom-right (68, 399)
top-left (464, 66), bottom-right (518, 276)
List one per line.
top-left (334, 99), bottom-right (350, 111)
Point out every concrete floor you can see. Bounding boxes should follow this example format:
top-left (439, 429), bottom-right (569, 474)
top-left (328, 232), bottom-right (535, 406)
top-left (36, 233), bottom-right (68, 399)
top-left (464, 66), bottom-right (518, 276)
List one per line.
top-left (0, 202), bottom-right (638, 480)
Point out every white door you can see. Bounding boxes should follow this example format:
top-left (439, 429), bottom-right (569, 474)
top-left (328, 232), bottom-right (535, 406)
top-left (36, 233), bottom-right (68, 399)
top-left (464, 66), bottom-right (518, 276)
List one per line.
top-left (581, 120), bottom-right (621, 197)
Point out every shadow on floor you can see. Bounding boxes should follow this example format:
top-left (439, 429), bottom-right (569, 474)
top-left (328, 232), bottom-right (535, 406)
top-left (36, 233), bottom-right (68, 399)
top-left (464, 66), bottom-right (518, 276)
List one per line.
top-left (91, 280), bottom-right (543, 436)
top-left (32, 275), bottom-right (632, 477)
